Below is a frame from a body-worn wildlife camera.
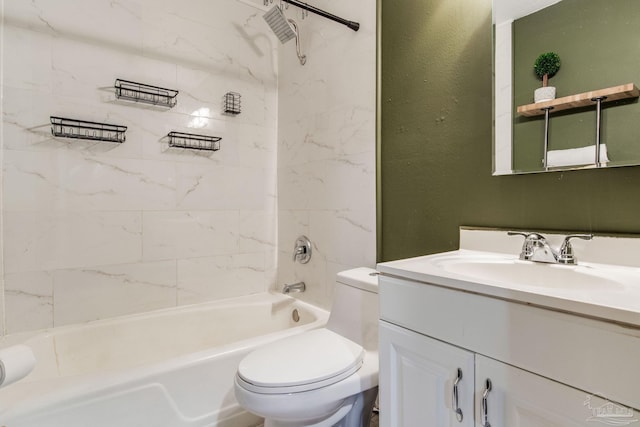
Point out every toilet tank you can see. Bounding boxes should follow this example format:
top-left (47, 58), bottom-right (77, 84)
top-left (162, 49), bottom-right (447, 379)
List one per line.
top-left (326, 267), bottom-right (379, 351)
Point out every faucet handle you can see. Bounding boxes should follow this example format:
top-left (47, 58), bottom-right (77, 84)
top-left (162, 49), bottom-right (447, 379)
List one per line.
top-left (508, 231), bottom-right (547, 260)
top-left (507, 231), bottom-right (529, 238)
top-left (507, 231), bottom-right (546, 241)
top-left (558, 234), bottom-right (593, 264)
top-left (292, 236), bottom-right (312, 264)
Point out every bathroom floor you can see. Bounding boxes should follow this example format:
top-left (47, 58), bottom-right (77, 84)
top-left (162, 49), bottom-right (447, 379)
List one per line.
top-left (254, 409), bottom-right (379, 427)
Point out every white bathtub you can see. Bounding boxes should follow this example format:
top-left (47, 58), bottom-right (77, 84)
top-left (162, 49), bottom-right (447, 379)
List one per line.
top-left (0, 292), bottom-right (328, 427)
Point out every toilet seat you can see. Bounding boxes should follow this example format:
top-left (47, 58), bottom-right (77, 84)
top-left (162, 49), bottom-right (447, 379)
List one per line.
top-left (236, 328), bottom-right (364, 394)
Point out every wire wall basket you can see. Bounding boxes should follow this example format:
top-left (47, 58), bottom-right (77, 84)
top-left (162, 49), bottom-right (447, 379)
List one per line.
top-left (115, 79), bottom-right (178, 108)
top-left (50, 116), bottom-right (127, 143)
top-left (168, 131), bottom-right (221, 151)
top-left (223, 92), bottom-right (241, 115)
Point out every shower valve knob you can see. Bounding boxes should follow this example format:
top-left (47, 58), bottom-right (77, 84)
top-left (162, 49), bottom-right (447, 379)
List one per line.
top-left (293, 236), bottom-right (312, 264)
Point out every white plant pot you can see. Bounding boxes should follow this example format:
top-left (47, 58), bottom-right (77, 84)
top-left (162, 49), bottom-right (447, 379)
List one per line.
top-left (534, 86), bottom-right (556, 103)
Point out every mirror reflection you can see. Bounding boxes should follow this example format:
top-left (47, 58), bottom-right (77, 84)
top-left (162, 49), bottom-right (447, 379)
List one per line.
top-left (493, 0), bottom-right (640, 175)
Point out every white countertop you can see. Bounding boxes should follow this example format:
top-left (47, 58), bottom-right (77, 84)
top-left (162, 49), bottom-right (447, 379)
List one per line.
top-left (377, 228), bottom-right (640, 328)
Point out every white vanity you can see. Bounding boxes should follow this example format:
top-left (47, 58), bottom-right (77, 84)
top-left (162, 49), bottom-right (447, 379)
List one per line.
top-left (377, 227), bottom-right (640, 426)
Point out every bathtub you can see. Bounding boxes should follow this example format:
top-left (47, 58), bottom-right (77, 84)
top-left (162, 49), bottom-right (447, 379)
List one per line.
top-left (0, 292), bottom-right (328, 427)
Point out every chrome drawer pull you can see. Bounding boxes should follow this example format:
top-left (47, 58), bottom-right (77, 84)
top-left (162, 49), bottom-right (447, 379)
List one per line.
top-left (452, 368), bottom-right (464, 422)
top-left (481, 378), bottom-right (492, 427)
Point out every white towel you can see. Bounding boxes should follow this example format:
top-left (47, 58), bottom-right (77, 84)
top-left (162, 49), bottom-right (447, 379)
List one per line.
top-left (0, 345), bottom-right (36, 389)
top-left (547, 144), bottom-right (609, 168)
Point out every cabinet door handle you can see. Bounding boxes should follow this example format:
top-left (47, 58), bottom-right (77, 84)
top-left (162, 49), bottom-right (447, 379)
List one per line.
top-left (452, 368), bottom-right (464, 422)
top-left (481, 378), bottom-right (492, 427)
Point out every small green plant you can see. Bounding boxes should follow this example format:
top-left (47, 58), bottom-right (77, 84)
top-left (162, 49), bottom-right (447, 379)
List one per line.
top-left (534, 52), bottom-right (561, 87)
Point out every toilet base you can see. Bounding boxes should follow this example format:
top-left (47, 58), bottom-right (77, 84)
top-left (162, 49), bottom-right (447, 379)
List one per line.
top-left (334, 387), bottom-right (378, 427)
top-left (263, 387), bottom-right (378, 427)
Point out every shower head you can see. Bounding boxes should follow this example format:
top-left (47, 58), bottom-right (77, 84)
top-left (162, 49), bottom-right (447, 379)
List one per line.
top-left (263, 6), bottom-right (296, 44)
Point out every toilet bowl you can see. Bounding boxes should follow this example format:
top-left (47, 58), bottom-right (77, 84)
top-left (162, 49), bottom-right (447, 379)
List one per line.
top-left (234, 267), bottom-right (379, 427)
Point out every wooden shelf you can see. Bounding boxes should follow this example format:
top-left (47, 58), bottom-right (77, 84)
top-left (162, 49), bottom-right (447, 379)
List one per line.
top-left (516, 83), bottom-right (639, 117)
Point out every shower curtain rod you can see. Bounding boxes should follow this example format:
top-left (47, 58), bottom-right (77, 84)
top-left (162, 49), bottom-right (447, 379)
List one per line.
top-left (281, 0), bottom-right (359, 32)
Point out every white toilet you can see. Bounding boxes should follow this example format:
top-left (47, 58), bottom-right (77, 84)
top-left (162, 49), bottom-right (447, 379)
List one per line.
top-left (234, 267), bottom-right (379, 427)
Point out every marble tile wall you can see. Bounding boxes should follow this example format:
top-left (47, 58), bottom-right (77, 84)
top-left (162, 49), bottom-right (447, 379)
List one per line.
top-left (276, 0), bottom-right (377, 308)
top-left (1, 0), bottom-right (279, 334)
top-left (0, 0), bottom-right (377, 335)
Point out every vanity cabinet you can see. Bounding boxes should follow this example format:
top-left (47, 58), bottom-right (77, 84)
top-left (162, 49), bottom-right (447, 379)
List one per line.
top-left (379, 321), bottom-right (474, 426)
top-left (380, 321), bottom-right (602, 427)
top-left (475, 355), bottom-right (614, 426)
top-left (378, 274), bottom-right (640, 427)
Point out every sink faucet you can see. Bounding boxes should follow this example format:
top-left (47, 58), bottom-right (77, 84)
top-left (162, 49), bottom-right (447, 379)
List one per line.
top-left (283, 281), bottom-right (306, 294)
top-left (508, 231), bottom-right (593, 265)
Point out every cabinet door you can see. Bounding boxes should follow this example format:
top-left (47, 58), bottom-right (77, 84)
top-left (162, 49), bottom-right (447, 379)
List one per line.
top-left (379, 320), bottom-right (475, 427)
top-left (475, 355), bottom-right (640, 427)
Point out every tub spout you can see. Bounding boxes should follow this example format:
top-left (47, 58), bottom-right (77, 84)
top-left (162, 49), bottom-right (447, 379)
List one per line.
top-left (282, 282), bottom-right (306, 294)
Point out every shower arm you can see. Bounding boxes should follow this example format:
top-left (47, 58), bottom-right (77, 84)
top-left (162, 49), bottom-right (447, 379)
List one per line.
top-left (280, 0), bottom-right (359, 32)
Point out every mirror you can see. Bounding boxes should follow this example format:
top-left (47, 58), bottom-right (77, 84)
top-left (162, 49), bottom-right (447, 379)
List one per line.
top-left (493, 0), bottom-right (640, 175)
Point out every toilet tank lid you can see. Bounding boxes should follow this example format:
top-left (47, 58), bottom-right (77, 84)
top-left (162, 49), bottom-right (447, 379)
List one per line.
top-left (336, 267), bottom-right (378, 293)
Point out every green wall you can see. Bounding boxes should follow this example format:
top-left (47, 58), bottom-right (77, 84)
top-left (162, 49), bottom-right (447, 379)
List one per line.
top-left (378, 0), bottom-right (640, 262)
top-left (512, 0), bottom-right (640, 172)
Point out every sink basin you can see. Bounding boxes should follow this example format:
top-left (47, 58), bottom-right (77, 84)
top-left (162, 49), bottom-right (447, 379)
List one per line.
top-left (432, 253), bottom-right (626, 291)
top-left (377, 230), bottom-right (640, 328)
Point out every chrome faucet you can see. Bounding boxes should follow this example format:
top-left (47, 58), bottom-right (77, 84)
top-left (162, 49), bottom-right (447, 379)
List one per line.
top-left (508, 231), bottom-right (593, 265)
top-left (283, 281), bottom-right (306, 294)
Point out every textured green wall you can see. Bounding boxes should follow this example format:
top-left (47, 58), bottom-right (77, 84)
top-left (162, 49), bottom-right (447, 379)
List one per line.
top-left (379, 0), bottom-right (640, 262)
top-left (512, 0), bottom-right (640, 171)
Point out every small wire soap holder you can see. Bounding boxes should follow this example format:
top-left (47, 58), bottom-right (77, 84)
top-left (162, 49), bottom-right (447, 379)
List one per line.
top-left (50, 116), bottom-right (127, 143)
top-left (223, 92), bottom-right (241, 115)
top-left (115, 79), bottom-right (178, 108)
top-left (168, 131), bottom-right (221, 151)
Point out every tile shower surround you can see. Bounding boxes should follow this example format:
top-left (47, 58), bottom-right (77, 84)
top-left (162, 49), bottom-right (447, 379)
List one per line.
top-left (0, 0), bottom-right (376, 335)
top-left (276, 0), bottom-right (377, 309)
top-left (1, 0), bottom-right (278, 333)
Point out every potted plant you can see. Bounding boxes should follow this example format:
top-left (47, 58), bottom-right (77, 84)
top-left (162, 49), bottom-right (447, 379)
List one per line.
top-left (533, 52), bottom-right (561, 102)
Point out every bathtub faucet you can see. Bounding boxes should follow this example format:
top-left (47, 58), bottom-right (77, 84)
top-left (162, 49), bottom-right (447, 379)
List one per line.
top-left (283, 282), bottom-right (306, 294)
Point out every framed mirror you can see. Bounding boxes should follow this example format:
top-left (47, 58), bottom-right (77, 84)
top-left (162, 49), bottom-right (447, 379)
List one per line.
top-left (493, 0), bottom-right (640, 175)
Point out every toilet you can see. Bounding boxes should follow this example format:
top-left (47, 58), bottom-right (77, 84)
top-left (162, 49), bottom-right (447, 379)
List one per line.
top-left (234, 267), bottom-right (379, 427)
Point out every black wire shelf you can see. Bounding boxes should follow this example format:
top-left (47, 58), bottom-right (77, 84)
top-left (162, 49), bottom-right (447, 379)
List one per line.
top-left (168, 131), bottom-right (221, 151)
top-left (50, 116), bottom-right (127, 143)
top-left (223, 92), bottom-right (241, 115)
top-left (115, 79), bottom-right (178, 108)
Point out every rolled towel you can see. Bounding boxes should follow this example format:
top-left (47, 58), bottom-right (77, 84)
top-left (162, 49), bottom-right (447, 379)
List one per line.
top-left (547, 144), bottom-right (609, 168)
top-left (0, 345), bottom-right (36, 389)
